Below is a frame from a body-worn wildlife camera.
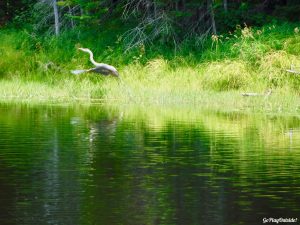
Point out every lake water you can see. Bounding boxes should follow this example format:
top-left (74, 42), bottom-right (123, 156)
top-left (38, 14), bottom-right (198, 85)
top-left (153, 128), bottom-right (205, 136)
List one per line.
top-left (0, 104), bottom-right (299, 225)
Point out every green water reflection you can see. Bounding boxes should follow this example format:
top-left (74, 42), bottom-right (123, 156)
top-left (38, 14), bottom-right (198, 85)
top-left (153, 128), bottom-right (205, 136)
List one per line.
top-left (0, 104), bottom-right (299, 225)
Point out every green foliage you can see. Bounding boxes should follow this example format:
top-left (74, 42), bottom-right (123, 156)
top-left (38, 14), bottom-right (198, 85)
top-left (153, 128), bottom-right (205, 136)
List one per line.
top-left (273, 4), bottom-right (300, 22)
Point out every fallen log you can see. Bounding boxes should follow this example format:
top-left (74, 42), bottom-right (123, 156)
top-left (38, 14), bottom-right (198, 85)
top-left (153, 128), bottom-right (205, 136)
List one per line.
top-left (286, 69), bottom-right (300, 74)
top-left (242, 93), bottom-right (262, 97)
top-left (242, 89), bottom-right (272, 97)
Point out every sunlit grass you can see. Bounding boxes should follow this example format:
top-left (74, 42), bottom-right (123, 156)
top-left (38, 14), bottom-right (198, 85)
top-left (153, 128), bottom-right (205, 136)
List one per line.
top-left (0, 23), bottom-right (300, 113)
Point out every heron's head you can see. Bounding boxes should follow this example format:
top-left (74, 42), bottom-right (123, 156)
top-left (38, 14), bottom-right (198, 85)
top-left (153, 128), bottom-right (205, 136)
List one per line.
top-left (78, 48), bottom-right (92, 53)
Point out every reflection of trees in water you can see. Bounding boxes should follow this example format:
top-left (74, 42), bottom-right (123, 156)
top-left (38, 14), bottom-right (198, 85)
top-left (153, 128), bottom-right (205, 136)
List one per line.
top-left (0, 107), bottom-right (92, 225)
top-left (1, 105), bottom-right (300, 224)
top-left (42, 129), bottom-right (60, 224)
top-left (88, 116), bottom-right (120, 144)
top-left (83, 114), bottom-right (300, 224)
top-left (83, 119), bottom-right (228, 224)
top-left (0, 162), bottom-right (16, 225)
top-left (11, 122), bottom-right (84, 225)
top-left (40, 129), bottom-right (81, 225)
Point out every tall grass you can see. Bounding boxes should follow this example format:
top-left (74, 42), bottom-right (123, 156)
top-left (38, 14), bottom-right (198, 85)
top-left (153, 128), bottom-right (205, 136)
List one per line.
top-left (0, 23), bottom-right (300, 113)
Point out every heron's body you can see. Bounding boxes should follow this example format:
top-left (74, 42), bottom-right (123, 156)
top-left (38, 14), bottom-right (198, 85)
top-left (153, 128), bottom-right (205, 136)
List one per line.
top-left (89, 63), bottom-right (118, 76)
top-left (72, 48), bottom-right (119, 77)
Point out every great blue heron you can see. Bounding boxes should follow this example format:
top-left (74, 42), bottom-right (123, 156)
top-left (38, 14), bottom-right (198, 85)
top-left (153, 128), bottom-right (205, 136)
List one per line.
top-left (71, 48), bottom-right (119, 77)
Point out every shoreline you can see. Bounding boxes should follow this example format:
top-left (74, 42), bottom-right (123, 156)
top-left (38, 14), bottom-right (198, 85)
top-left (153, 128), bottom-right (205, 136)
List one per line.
top-left (0, 79), bottom-right (299, 115)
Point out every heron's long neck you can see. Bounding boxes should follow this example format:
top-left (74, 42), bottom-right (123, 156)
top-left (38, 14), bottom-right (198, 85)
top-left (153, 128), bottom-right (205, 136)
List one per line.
top-left (87, 50), bottom-right (98, 66)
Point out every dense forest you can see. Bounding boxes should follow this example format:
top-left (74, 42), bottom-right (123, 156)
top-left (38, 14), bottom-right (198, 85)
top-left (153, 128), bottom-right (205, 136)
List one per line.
top-left (2, 0), bottom-right (300, 48)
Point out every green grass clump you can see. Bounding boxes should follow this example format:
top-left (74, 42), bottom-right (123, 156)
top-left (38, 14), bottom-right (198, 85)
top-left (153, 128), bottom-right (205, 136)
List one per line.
top-left (201, 60), bottom-right (251, 91)
top-left (258, 51), bottom-right (299, 87)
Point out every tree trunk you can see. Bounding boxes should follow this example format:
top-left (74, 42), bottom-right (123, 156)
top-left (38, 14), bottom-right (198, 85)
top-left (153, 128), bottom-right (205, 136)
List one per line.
top-left (224, 0), bottom-right (228, 12)
top-left (180, 0), bottom-right (186, 11)
top-left (68, 6), bottom-right (74, 28)
top-left (208, 0), bottom-right (217, 34)
top-left (53, 0), bottom-right (59, 35)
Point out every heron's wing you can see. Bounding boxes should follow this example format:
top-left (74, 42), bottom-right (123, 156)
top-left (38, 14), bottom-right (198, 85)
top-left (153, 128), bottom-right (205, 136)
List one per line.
top-left (94, 64), bottom-right (119, 77)
top-left (89, 67), bottom-right (111, 75)
top-left (73, 65), bottom-right (119, 77)
top-left (71, 69), bottom-right (87, 75)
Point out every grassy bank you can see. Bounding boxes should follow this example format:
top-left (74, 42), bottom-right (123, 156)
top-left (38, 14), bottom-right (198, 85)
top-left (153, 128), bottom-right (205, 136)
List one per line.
top-left (0, 23), bottom-right (300, 113)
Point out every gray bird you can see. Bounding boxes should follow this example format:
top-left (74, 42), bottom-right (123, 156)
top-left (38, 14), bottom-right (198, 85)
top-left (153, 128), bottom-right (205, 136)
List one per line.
top-left (71, 48), bottom-right (119, 77)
